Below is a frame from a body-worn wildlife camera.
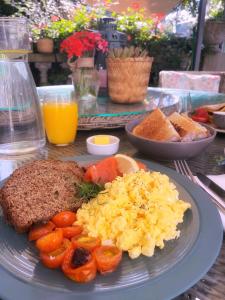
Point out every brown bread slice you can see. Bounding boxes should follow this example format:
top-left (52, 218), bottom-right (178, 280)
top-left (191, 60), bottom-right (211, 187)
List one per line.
top-left (0, 160), bottom-right (84, 233)
top-left (132, 108), bottom-right (181, 142)
top-left (168, 112), bottom-right (209, 141)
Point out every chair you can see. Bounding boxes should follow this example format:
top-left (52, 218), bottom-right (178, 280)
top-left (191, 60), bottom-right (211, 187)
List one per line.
top-left (159, 71), bottom-right (223, 93)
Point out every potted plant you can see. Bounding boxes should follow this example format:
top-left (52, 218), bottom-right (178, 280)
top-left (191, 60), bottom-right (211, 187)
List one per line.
top-left (106, 46), bottom-right (153, 104)
top-left (32, 24), bottom-right (57, 54)
top-left (60, 31), bottom-right (108, 112)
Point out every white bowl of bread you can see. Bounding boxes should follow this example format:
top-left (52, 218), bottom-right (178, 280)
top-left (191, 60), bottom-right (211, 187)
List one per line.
top-left (125, 108), bottom-right (216, 160)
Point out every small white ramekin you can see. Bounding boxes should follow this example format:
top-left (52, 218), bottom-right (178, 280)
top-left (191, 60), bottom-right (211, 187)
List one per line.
top-left (86, 135), bottom-right (120, 155)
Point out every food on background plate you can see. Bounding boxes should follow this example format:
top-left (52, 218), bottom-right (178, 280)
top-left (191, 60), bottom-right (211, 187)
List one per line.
top-left (0, 160), bottom-right (84, 232)
top-left (168, 112), bottom-right (209, 141)
top-left (191, 107), bottom-right (209, 123)
top-left (200, 103), bottom-right (225, 113)
top-left (133, 108), bottom-right (181, 142)
top-left (76, 170), bottom-right (191, 259)
top-left (191, 103), bottom-right (225, 128)
top-left (132, 108), bottom-right (210, 142)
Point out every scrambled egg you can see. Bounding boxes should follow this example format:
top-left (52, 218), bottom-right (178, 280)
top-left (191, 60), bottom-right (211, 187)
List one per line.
top-left (76, 170), bottom-right (191, 259)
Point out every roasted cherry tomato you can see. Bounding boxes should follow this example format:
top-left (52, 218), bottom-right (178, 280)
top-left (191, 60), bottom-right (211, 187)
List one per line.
top-left (62, 225), bottom-right (83, 239)
top-left (36, 228), bottom-right (63, 253)
top-left (62, 245), bottom-right (97, 283)
top-left (28, 221), bottom-right (55, 241)
top-left (72, 235), bottom-right (101, 251)
top-left (51, 211), bottom-right (76, 227)
top-left (40, 238), bottom-right (71, 269)
top-left (93, 245), bottom-right (122, 274)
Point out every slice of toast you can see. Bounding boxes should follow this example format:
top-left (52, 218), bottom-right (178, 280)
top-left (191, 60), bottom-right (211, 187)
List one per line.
top-left (168, 112), bottom-right (209, 141)
top-left (132, 108), bottom-right (181, 142)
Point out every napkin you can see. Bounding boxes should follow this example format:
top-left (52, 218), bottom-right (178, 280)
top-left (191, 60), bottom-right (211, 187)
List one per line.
top-left (195, 174), bottom-right (225, 230)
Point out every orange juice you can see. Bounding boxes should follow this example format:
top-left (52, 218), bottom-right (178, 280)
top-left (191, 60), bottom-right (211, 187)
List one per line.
top-left (42, 102), bottom-right (78, 145)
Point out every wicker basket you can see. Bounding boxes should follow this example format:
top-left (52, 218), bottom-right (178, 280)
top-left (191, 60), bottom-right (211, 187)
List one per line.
top-left (106, 57), bottom-right (153, 104)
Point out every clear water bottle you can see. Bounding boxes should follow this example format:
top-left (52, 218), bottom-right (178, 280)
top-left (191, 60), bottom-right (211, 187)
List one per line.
top-left (0, 17), bottom-right (45, 155)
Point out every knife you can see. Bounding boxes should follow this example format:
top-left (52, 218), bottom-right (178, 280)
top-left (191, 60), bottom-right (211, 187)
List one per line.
top-left (196, 172), bottom-right (225, 201)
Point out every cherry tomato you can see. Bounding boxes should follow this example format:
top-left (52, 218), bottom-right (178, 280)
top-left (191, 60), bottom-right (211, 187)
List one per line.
top-left (40, 238), bottom-right (71, 269)
top-left (72, 235), bottom-right (101, 251)
top-left (62, 245), bottom-right (97, 283)
top-left (51, 211), bottom-right (76, 227)
top-left (36, 228), bottom-right (63, 253)
top-left (28, 221), bottom-right (55, 241)
top-left (191, 115), bottom-right (209, 123)
top-left (93, 245), bottom-right (122, 274)
top-left (62, 225), bottom-right (83, 239)
top-left (195, 108), bottom-right (208, 116)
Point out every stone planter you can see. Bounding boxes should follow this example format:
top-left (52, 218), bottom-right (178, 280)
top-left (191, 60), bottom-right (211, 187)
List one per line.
top-left (203, 20), bottom-right (225, 53)
top-left (37, 38), bottom-right (54, 54)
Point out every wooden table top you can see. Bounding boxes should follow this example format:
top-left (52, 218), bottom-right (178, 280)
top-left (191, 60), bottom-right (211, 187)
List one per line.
top-left (0, 128), bottom-right (224, 300)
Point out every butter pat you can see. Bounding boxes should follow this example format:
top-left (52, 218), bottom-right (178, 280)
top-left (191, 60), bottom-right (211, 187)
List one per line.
top-left (94, 135), bottom-right (110, 145)
top-left (87, 135), bottom-right (120, 155)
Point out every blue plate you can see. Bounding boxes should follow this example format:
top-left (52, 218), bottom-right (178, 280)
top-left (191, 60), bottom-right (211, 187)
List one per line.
top-left (0, 156), bottom-right (223, 300)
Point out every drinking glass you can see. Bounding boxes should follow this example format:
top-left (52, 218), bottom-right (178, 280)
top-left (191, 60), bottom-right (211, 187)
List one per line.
top-left (41, 86), bottom-right (78, 146)
top-left (178, 92), bottom-right (192, 114)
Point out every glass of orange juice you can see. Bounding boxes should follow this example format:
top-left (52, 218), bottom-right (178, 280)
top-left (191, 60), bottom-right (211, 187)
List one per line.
top-left (41, 87), bottom-right (78, 146)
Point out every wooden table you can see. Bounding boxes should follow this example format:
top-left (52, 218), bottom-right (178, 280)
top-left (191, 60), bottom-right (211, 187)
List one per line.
top-left (0, 128), bottom-right (224, 300)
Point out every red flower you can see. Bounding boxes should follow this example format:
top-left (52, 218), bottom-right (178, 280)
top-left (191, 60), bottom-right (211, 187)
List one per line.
top-left (151, 13), bottom-right (165, 22)
top-left (131, 2), bottom-right (140, 10)
top-left (60, 31), bottom-right (108, 58)
top-left (60, 38), bottom-right (84, 58)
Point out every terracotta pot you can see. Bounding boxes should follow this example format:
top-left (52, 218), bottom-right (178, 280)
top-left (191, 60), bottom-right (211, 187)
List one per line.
top-left (37, 38), bottom-right (54, 54)
top-left (204, 20), bottom-right (225, 47)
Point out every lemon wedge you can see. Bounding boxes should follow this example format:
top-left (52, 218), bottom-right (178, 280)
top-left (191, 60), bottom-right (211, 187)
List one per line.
top-left (115, 154), bottom-right (139, 174)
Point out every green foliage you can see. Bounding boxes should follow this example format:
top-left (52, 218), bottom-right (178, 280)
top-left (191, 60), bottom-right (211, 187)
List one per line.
top-left (32, 26), bottom-right (58, 41)
top-left (209, 0), bottom-right (225, 20)
top-left (181, 0), bottom-right (199, 17)
top-left (181, 0), bottom-right (225, 19)
top-left (0, 0), bottom-right (18, 16)
top-left (146, 35), bottom-right (193, 86)
top-left (47, 19), bottom-right (76, 40)
top-left (113, 8), bottom-right (157, 47)
top-left (48, 64), bottom-right (71, 85)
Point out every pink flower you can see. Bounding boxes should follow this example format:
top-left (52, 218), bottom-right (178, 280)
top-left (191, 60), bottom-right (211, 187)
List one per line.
top-left (51, 15), bottom-right (60, 22)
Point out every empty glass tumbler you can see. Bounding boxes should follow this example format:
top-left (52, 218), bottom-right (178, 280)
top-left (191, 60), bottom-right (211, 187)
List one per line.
top-left (0, 18), bottom-right (45, 155)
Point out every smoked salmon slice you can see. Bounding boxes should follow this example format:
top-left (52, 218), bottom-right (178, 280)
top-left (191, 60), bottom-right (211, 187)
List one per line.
top-left (84, 157), bottom-right (121, 184)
